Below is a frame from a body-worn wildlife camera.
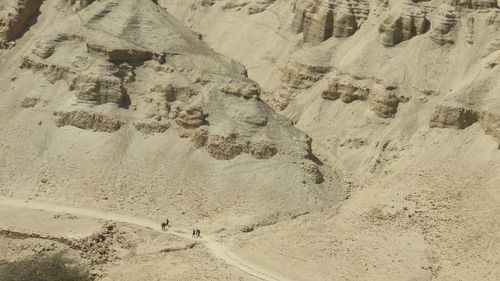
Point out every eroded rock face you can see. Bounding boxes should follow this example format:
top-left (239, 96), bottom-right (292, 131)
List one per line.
top-left (281, 61), bottom-right (331, 89)
top-left (334, 9), bottom-right (358, 38)
top-left (430, 105), bottom-right (500, 146)
top-left (246, 141), bottom-right (278, 159)
top-left (69, 223), bottom-right (122, 265)
top-left (293, 0), bottom-right (370, 44)
top-left (54, 111), bottom-right (123, 133)
top-left (429, 4), bottom-right (459, 45)
top-left (0, 0), bottom-right (42, 48)
top-left (204, 134), bottom-right (245, 160)
top-left (32, 40), bottom-right (55, 58)
top-left (221, 80), bottom-right (261, 99)
top-left (203, 134), bottom-right (278, 160)
top-left (261, 89), bottom-right (297, 111)
top-left (151, 84), bottom-right (198, 103)
top-left (447, 0), bottom-right (498, 9)
top-left (13, 0), bottom-right (323, 166)
top-left (19, 56), bottom-right (72, 83)
top-left (86, 40), bottom-right (154, 61)
top-left (378, 1), bottom-right (430, 47)
top-left (221, 0), bottom-right (276, 14)
top-left (69, 67), bottom-right (125, 105)
top-left (368, 90), bottom-right (409, 118)
top-left (302, 163), bottom-right (324, 184)
top-left (322, 78), bottom-right (369, 103)
top-left (321, 74), bottom-right (408, 118)
top-left (134, 121), bottom-right (170, 135)
top-left (303, 8), bottom-right (335, 44)
top-left (175, 106), bottom-right (207, 129)
top-left (429, 105), bottom-right (480, 129)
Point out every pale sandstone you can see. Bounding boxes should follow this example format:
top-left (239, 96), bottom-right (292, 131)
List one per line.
top-left (54, 111), bottom-right (123, 132)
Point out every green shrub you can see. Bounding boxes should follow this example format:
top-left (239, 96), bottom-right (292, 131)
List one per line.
top-left (0, 251), bottom-right (90, 281)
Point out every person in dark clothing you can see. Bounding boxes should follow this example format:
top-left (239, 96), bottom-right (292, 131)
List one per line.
top-left (192, 229), bottom-right (196, 238)
top-left (196, 228), bottom-right (201, 238)
top-left (161, 222), bottom-right (166, 231)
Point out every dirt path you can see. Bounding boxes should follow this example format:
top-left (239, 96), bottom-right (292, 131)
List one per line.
top-left (0, 196), bottom-right (290, 281)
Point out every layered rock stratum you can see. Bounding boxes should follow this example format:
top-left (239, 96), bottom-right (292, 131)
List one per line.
top-left (0, 0), bottom-right (499, 280)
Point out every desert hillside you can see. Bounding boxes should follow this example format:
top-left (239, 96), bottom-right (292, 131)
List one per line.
top-left (0, 0), bottom-right (499, 280)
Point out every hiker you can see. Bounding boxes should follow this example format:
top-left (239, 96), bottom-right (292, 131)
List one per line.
top-left (161, 222), bottom-right (166, 231)
top-left (192, 229), bottom-right (196, 238)
top-left (196, 228), bottom-right (201, 238)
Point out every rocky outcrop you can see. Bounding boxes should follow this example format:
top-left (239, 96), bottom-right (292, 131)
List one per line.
top-left (322, 74), bottom-right (408, 118)
top-left (303, 7), bottom-right (335, 44)
top-left (175, 106), bottom-right (208, 129)
top-left (134, 121), bottom-right (170, 135)
top-left (190, 128), bottom-right (209, 148)
top-left (378, 1), bottom-right (430, 47)
top-left (221, 0), bottom-right (276, 14)
top-left (54, 111), bottom-right (123, 133)
top-left (32, 34), bottom-right (84, 58)
top-left (32, 40), bottom-right (55, 58)
top-left (205, 134), bottom-right (246, 160)
top-left (281, 61), bottom-right (331, 89)
top-left (302, 163), bottom-right (324, 184)
top-left (429, 4), bottom-right (459, 45)
top-left (69, 223), bottom-right (122, 265)
top-left (246, 141), bottom-right (279, 159)
top-left (368, 90), bottom-right (409, 118)
top-left (293, 0), bottom-right (370, 44)
top-left (333, 7), bottom-right (358, 38)
top-left (321, 77), bottom-right (369, 103)
top-left (203, 133), bottom-right (278, 160)
top-left (261, 89), bottom-right (297, 111)
top-left (222, 0), bottom-right (250, 11)
top-left (19, 56), bottom-right (72, 83)
top-left (142, 92), bottom-right (170, 121)
top-left (13, 0), bottom-right (320, 167)
top-left (0, 0), bottom-right (42, 48)
top-left (448, 0), bottom-right (498, 9)
top-left (150, 84), bottom-right (198, 103)
top-left (429, 105), bottom-right (480, 129)
top-left (221, 80), bottom-right (261, 99)
top-left (430, 105), bottom-right (500, 146)
top-left (86, 40), bottom-right (154, 61)
top-left (69, 67), bottom-right (125, 105)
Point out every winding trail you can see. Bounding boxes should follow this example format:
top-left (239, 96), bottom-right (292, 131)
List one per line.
top-left (0, 196), bottom-right (290, 281)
